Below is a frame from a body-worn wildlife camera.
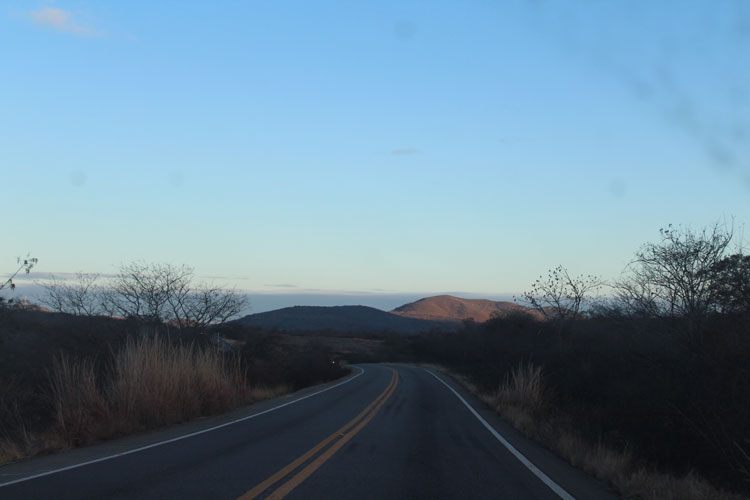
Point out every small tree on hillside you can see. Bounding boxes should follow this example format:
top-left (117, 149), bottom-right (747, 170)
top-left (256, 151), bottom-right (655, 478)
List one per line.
top-left (516, 265), bottom-right (604, 323)
top-left (38, 273), bottom-right (103, 316)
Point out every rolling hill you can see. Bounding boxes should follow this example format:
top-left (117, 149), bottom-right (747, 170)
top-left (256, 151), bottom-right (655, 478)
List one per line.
top-left (234, 305), bottom-right (456, 333)
top-left (391, 295), bottom-right (543, 323)
top-left (232, 295), bottom-right (545, 334)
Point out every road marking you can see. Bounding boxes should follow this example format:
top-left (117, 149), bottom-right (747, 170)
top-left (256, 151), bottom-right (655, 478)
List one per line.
top-left (266, 370), bottom-right (398, 500)
top-left (0, 367), bottom-right (365, 488)
top-left (425, 369), bottom-right (577, 500)
top-left (238, 370), bottom-right (396, 499)
top-left (239, 368), bottom-right (398, 500)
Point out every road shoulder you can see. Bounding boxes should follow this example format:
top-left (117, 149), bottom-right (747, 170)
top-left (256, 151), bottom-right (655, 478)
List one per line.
top-left (0, 367), bottom-right (362, 487)
top-left (419, 366), bottom-right (621, 500)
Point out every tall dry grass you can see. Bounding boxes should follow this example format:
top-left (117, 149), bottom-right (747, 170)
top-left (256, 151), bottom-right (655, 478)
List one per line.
top-left (0, 418), bottom-right (43, 466)
top-left (45, 336), bottom-right (288, 449)
top-left (448, 362), bottom-right (750, 500)
top-left (110, 337), bottom-right (250, 430)
top-left (0, 382), bottom-right (37, 463)
top-left (48, 354), bottom-right (110, 445)
top-left (621, 469), bottom-right (748, 500)
top-left (489, 362), bottom-right (545, 434)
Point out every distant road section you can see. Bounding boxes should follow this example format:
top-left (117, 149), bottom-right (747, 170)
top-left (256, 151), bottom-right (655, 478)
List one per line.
top-left (0, 365), bottom-right (617, 500)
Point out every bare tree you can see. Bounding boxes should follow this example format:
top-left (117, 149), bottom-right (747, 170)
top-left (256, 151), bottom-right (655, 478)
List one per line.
top-left (612, 270), bottom-right (662, 318)
top-left (100, 262), bottom-right (246, 331)
top-left (707, 253), bottom-right (750, 315)
top-left (170, 284), bottom-right (246, 330)
top-left (516, 265), bottom-right (604, 323)
top-left (38, 273), bottom-right (102, 316)
top-left (616, 223), bottom-right (733, 327)
top-left (101, 262), bottom-right (192, 323)
top-left (1, 254), bottom-right (38, 307)
top-left (1, 255), bottom-right (38, 292)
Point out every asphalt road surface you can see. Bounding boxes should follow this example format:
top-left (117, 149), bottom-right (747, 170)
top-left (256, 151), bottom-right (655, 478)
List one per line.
top-left (0, 364), bottom-right (619, 500)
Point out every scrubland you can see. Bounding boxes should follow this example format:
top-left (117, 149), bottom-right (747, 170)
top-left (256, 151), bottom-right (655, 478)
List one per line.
top-left (403, 313), bottom-right (750, 500)
top-left (0, 310), bottom-right (346, 465)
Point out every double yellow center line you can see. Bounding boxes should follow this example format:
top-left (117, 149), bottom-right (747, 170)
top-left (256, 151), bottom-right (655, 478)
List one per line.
top-left (238, 368), bottom-right (399, 500)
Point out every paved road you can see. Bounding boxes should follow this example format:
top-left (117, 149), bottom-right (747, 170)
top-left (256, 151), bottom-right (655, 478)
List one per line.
top-left (0, 364), bottom-right (618, 500)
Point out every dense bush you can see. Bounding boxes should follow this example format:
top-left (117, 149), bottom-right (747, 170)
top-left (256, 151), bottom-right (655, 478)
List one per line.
top-left (0, 311), bottom-right (347, 464)
top-left (406, 312), bottom-right (750, 494)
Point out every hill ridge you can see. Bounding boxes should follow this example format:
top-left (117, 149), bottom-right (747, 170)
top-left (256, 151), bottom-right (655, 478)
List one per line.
top-left (391, 294), bottom-right (543, 323)
top-left (234, 304), bottom-right (455, 333)
top-left (233, 295), bottom-right (543, 333)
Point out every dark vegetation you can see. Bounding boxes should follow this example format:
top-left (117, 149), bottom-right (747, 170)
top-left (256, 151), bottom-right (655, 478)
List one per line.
top-left (0, 264), bottom-right (346, 464)
top-left (406, 312), bottom-right (750, 496)
top-left (38, 262), bottom-right (247, 330)
top-left (258, 223), bottom-right (748, 498)
top-left (384, 223), bottom-right (749, 498)
top-left (2, 223), bottom-right (748, 499)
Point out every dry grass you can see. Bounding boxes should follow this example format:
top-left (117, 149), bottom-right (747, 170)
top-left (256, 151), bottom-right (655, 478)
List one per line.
top-left (0, 438), bottom-right (24, 464)
top-left (49, 354), bottom-right (111, 444)
top-left (0, 336), bottom-right (290, 465)
top-left (495, 363), bottom-right (545, 411)
top-left (486, 362), bottom-right (546, 434)
top-left (622, 469), bottom-right (748, 500)
top-left (110, 337), bottom-right (250, 431)
top-left (434, 362), bottom-right (748, 500)
top-left (553, 431), bottom-right (632, 483)
top-left (0, 417), bottom-right (67, 464)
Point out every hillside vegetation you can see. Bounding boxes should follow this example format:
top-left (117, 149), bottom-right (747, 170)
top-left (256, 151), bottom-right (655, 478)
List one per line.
top-left (0, 311), bottom-right (346, 465)
top-left (384, 223), bottom-right (750, 499)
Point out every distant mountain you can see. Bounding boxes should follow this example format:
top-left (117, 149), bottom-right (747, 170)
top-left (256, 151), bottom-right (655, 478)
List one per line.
top-left (391, 295), bottom-right (543, 323)
top-left (234, 305), bottom-right (456, 334)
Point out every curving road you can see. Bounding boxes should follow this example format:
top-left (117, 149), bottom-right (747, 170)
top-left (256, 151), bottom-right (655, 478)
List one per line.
top-left (0, 364), bottom-right (618, 500)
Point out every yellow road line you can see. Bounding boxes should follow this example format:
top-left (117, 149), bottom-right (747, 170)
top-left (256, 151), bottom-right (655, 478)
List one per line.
top-left (265, 370), bottom-right (398, 499)
top-left (238, 369), bottom-right (398, 500)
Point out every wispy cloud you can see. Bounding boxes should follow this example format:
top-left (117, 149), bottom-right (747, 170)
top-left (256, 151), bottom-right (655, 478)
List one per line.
top-left (200, 275), bottom-right (253, 281)
top-left (30, 7), bottom-right (101, 37)
top-left (264, 283), bottom-right (299, 289)
top-left (391, 148), bottom-right (419, 156)
top-left (9, 271), bottom-right (119, 281)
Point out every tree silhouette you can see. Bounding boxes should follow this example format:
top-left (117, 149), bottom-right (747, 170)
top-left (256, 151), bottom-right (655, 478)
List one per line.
top-left (616, 222), bottom-right (733, 329)
top-left (516, 265), bottom-right (603, 323)
top-left (1, 254), bottom-right (38, 306)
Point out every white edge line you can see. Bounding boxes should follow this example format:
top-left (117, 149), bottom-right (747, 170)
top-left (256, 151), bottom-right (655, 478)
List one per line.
top-left (0, 366), bottom-right (365, 488)
top-left (424, 369), bottom-right (577, 500)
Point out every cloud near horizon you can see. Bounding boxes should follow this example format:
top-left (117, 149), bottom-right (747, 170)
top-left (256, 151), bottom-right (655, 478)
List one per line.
top-left (6, 271), bottom-right (119, 281)
top-left (30, 7), bottom-right (100, 36)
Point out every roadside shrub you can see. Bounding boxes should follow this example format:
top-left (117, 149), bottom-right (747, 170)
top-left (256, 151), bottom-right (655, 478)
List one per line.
top-left (411, 312), bottom-right (750, 496)
top-left (492, 362), bottom-right (546, 416)
top-left (110, 337), bottom-right (250, 430)
top-left (48, 355), bottom-right (110, 445)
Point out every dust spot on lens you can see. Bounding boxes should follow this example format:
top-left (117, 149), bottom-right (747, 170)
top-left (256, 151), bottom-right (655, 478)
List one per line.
top-left (706, 143), bottom-right (735, 171)
top-left (168, 171), bottom-right (185, 187)
top-left (608, 179), bottom-right (626, 198)
top-left (70, 170), bottom-right (87, 187)
top-left (393, 20), bottom-right (416, 41)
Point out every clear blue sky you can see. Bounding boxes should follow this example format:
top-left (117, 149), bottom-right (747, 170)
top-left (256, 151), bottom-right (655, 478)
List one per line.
top-left (2, 1), bottom-right (749, 300)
